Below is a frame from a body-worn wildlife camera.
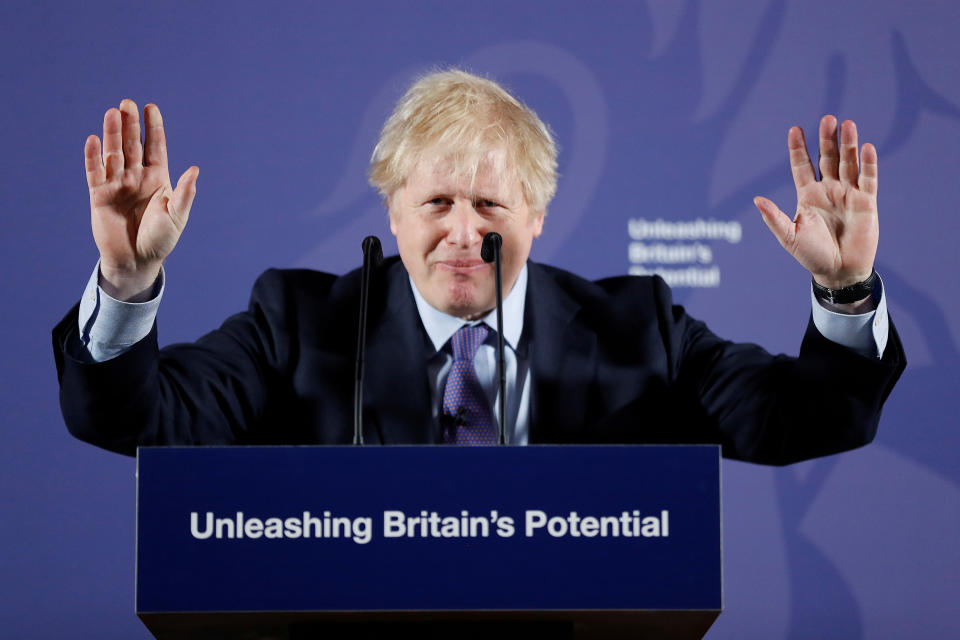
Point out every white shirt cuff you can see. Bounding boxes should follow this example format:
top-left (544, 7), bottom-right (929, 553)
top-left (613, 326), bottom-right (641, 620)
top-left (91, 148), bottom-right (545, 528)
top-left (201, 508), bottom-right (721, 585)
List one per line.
top-left (810, 275), bottom-right (888, 359)
top-left (77, 260), bottom-right (164, 362)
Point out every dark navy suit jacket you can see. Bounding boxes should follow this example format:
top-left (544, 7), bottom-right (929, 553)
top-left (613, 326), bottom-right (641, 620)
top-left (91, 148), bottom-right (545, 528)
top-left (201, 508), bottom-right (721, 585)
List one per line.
top-left (53, 258), bottom-right (905, 464)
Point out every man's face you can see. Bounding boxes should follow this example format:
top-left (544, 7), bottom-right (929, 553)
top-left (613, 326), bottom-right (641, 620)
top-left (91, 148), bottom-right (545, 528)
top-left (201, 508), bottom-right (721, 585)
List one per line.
top-left (389, 150), bottom-right (544, 320)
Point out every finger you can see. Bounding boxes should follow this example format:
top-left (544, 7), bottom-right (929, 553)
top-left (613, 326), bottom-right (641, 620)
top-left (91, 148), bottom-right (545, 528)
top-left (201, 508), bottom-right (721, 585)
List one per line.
top-left (143, 103), bottom-right (168, 168)
top-left (788, 126), bottom-right (816, 190)
top-left (119, 99), bottom-right (143, 169)
top-left (168, 166), bottom-right (199, 230)
top-left (817, 115), bottom-right (839, 181)
top-left (84, 134), bottom-right (105, 188)
top-left (102, 108), bottom-right (124, 180)
top-left (754, 196), bottom-right (797, 253)
top-left (858, 142), bottom-right (879, 196)
top-left (838, 120), bottom-right (859, 185)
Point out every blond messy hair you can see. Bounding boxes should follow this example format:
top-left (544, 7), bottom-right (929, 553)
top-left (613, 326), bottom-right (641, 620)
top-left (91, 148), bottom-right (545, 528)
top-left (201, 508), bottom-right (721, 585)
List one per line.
top-left (369, 69), bottom-right (559, 214)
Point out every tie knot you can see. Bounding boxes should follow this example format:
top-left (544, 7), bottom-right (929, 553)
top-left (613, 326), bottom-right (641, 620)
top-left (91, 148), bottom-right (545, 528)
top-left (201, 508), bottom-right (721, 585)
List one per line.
top-left (450, 324), bottom-right (489, 361)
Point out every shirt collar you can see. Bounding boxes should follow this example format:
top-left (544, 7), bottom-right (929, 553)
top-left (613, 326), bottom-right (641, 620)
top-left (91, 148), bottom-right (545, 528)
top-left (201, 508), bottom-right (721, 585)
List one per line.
top-left (410, 264), bottom-right (527, 353)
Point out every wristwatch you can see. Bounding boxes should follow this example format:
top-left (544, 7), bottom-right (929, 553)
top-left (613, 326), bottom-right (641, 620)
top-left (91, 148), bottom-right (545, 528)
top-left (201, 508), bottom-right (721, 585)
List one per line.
top-left (812, 269), bottom-right (877, 304)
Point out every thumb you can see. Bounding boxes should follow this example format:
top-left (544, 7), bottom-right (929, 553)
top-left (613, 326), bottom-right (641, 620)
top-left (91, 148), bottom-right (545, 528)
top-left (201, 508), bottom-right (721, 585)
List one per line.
top-left (754, 196), bottom-right (796, 253)
top-left (168, 166), bottom-right (199, 230)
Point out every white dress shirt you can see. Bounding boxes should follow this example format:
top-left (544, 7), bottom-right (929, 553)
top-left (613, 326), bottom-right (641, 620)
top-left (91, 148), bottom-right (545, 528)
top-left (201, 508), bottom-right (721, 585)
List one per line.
top-left (411, 265), bottom-right (531, 444)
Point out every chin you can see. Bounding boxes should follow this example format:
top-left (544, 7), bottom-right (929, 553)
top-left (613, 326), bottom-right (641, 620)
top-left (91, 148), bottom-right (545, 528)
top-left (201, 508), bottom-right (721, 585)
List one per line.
top-left (441, 281), bottom-right (492, 320)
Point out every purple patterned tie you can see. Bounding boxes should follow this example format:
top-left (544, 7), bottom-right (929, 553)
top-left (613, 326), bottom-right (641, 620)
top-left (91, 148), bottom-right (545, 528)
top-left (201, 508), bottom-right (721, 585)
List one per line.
top-left (441, 324), bottom-right (497, 445)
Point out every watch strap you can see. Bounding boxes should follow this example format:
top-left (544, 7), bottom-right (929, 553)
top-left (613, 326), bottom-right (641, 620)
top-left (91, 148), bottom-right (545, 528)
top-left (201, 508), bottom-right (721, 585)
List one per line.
top-left (812, 269), bottom-right (877, 304)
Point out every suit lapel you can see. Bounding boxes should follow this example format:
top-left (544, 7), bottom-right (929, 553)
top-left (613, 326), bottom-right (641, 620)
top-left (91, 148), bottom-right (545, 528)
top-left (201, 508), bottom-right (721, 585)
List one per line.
top-left (525, 263), bottom-right (598, 443)
top-left (363, 260), bottom-right (437, 444)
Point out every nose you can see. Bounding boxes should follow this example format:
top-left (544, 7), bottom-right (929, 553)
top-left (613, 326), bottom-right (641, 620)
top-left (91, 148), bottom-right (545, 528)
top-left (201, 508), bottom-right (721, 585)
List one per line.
top-left (446, 200), bottom-right (483, 249)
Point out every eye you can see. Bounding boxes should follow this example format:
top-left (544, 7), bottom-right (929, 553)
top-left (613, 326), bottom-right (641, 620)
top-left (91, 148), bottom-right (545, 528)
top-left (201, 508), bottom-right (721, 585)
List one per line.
top-left (476, 199), bottom-right (500, 209)
top-left (425, 197), bottom-right (452, 209)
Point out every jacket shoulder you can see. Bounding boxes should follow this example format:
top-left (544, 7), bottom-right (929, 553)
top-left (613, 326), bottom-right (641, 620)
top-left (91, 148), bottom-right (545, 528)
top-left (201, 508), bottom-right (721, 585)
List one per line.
top-left (249, 256), bottom-right (404, 309)
top-left (531, 262), bottom-right (676, 319)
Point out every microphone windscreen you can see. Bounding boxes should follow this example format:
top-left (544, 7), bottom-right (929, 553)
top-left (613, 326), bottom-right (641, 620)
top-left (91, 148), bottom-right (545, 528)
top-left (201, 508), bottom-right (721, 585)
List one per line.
top-left (362, 236), bottom-right (383, 265)
top-left (481, 232), bottom-right (502, 263)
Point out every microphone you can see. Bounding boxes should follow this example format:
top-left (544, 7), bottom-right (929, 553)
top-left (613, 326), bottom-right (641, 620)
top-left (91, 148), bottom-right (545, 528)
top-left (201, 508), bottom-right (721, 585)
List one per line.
top-left (354, 236), bottom-right (383, 445)
top-left (481, 232), bottom-right (507, 445)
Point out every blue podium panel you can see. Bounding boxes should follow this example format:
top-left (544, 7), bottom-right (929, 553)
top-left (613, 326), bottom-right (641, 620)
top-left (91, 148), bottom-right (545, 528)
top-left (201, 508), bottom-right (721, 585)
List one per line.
top-left (136, 445), bottom-right (721, 615)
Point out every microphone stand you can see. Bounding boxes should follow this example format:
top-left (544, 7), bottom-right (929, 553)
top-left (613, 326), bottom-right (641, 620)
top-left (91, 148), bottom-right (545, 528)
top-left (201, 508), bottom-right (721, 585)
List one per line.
top-left (482, 232), bottom-right (507, 445)
top-left (354, 236), bottom-right (383, 445)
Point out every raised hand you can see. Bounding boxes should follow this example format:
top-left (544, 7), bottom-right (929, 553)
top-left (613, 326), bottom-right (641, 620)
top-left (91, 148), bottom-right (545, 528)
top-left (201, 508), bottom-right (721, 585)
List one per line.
top-left (754, 115), bottom-right (878, 293)
top-left (85, 100), bottom-right (198, 301)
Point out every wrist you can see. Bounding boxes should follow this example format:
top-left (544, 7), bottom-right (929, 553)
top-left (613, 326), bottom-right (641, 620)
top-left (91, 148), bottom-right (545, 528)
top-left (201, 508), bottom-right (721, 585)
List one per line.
top-left (812, 269), bottom-right (877, 306)
top-left (98, 261), bottom-right (162, 302)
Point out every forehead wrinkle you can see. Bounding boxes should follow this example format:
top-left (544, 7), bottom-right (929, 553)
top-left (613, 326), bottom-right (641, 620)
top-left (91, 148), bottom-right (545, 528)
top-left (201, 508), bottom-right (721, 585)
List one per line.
top-left (410, 149), bottom-right (522, 205)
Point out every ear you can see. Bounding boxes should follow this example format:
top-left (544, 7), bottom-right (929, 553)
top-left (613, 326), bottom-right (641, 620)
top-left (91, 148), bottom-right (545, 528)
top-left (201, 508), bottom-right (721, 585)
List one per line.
top-left (387, 192), bottom-right (399, 236)
top-left (530, 212), bottom-right (545, 238)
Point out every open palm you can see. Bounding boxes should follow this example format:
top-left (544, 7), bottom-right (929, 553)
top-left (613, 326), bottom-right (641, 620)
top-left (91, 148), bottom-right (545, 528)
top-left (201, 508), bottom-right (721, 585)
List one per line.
top-left (755, 116), bottom-right (878, 290)
top-left (85, 100), bottom-right (198, 299)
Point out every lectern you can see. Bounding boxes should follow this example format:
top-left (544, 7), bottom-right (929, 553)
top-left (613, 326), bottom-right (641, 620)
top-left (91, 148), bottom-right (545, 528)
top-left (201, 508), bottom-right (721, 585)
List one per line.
top-left (136, 445), bottom-right (721, 638)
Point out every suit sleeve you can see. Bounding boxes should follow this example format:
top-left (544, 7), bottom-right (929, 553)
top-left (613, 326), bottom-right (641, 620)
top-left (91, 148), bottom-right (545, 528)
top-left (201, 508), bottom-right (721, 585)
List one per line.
top-left (53, 269), bottom-right (304, 456)
top-left (657, 277), bottom-right (906, 465)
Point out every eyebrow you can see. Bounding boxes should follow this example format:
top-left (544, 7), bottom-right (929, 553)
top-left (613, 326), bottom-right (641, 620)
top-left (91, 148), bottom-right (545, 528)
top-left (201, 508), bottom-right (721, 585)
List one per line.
top-left (418, 190), bottom-right (509, 204)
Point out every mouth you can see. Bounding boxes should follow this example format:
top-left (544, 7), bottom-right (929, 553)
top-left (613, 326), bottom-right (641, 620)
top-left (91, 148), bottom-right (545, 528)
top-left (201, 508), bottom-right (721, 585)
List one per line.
top-left (435, 259), bottom-right (488, 275)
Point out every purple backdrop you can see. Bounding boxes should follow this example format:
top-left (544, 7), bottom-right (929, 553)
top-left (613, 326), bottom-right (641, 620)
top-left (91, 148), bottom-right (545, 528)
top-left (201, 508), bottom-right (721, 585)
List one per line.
top-left (3, 0), bottom-right (957, 637)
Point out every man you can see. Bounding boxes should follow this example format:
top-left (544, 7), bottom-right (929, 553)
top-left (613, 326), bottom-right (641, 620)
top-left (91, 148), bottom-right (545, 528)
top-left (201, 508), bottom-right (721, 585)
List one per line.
top-left (54, 70), bottom-right (904, 463)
